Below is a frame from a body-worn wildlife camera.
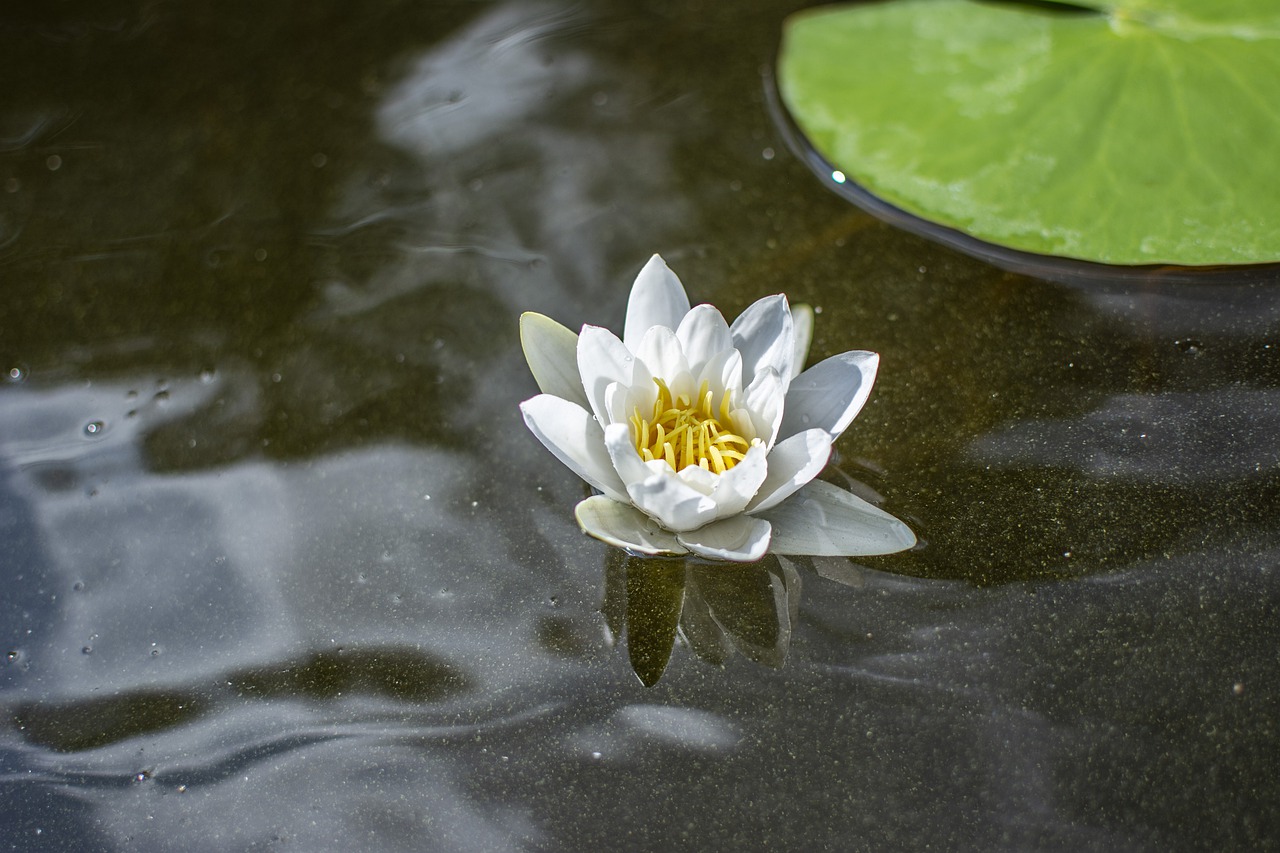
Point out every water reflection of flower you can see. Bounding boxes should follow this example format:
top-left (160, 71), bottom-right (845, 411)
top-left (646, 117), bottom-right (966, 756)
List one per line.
top-left (520, 254), bottom-right (916, 561)
top-left (602, 551), bottom-right (803, 686)
top-left (602, 549), bottom-right (881, 685)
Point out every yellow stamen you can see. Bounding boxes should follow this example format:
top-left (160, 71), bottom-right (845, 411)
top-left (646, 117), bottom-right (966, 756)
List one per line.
top-left (631, 377), bottom-right (751, 473)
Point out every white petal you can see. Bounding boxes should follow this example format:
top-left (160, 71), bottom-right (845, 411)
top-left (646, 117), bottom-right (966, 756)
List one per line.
top-left (709, 441), bottom-right (768, 518)
top-left (677, 515), bottom-right (772, 562)
top-left (635, 325), bottom-right (690, 388)
top-left (790, 304), bottom-right (814, 379)
top-left (603, 422), bottom-right (651, 484)
top-left (758, 479), bottom-right (916, 556)
top-left (624, 254), bottom-right (691, 350)
top-left (577, 325), bottom-right (644, 426)
top-left (520, 312), bottom-right (588, 409)
top-left (696, 346), bottom-right (744, 400)
top-left (520, 395), bottom-right (629, 503)
top-left (575, 495), bottom-right (688, 556)
top-left (676, 305), bottom-right (733, 374)
top-left (603, 379), bottom-right (654, 427)
top-left (630, 474), bottom-right (721, 533)
top-left (745, 428), bottom-right (832, 513)
top-left (730, 294), bottom-right (795, 389)
top-left (603, 422), bottom-right (718, 531)
top-left (743, 367), bottom-right (786, 450)
top-left (675, 462), bottom-right (718, 496)
top-left (778, 351), bottom-right (879, 441)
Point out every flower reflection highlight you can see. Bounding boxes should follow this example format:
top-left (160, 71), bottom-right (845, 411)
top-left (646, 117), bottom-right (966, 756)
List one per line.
top-left (519, 254), bottom-right (916, 562)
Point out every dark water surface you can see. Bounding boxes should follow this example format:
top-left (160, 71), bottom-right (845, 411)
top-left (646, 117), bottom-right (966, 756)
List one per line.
top-left (2, 1), bottom-right (1278, 850)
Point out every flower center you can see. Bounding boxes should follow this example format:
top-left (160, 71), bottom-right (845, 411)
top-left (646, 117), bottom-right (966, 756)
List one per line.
top-left (630, 378), bottom-right (751, 474)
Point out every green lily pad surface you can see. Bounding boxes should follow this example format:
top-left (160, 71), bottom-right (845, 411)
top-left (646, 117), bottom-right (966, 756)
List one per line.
top-left (778, 0), bottom-right (1280, 266)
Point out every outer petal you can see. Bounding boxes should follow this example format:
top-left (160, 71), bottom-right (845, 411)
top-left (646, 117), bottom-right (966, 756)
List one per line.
top-left (790, 304), bottom-right (814, 379)
top-left (758, 479), bottom-right (916, 556)
top-left (603, 423), bottom-right (718, 532)
top-left (577, 325), bottom-right (645, 426)
top-left (520, 395), bottom-right (629, 503)
top-left (520, 312), bottom-right (589, 410)
top-left (778, 351), bottom-right (879, 442)
top-left (745, 428), bottom-right (832, 513)
top-left (677, 515), bottom-right (772, 562)
top-left (729, 294), bottom-right (795, 390)
top-left (676, 305), bottom-right (734, 375)
top-left (624, 254), bottom-right (691, 350)
top-left (575, 495), bottom-right (688, 556)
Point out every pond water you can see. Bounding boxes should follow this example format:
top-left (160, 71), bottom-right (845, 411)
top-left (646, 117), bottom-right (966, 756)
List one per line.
top-left (2, 1), bottom-right (1278, 850)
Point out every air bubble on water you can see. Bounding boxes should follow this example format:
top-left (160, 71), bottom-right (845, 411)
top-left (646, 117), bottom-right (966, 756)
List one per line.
top-left (149, 643), bottom-right (162, 657)
top-left (72, 581), bottom-right (85, 592)
top-left (154, 390), bottom-right (170, 404)
top-left (81, 646), bottom-right (92, 655)
top-left (1175, 339), bottom-right (1204, 355)
top-left (84, 420), bottom-right (105, 436)
top-left (6, 365), bottom-right (26, 383)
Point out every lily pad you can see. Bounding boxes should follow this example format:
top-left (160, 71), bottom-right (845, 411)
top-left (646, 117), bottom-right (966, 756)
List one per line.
top-left (778, 0), bottom-right (1280, 266)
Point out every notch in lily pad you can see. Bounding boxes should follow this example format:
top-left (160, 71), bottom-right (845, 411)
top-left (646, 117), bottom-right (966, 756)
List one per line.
top-left (776, 0), bottom-right (1280, 278)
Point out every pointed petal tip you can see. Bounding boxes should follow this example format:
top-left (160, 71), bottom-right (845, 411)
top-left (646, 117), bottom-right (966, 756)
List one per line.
top-left (625, 254), bottom-right (692, 349)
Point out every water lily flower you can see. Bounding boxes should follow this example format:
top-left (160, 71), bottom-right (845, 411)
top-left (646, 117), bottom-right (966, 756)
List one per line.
top-left (519, 254), bottom-right (916, 562)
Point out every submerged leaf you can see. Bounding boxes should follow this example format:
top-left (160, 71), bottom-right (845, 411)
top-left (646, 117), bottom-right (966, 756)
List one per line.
top-left (778, 0), bottom-right (1280, 266)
